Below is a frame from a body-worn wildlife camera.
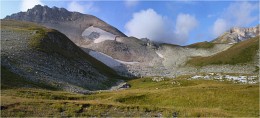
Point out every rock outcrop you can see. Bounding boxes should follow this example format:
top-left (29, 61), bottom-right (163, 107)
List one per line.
top-left (212, 25), bottom-right (259, 43)
top-left (5, 5), bottom-right (126, 44)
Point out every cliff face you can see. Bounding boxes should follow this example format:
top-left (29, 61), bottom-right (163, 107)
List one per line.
top-left (212, 25), bottom-right (259, 43)
top-left (5, 5), bottom-right (80, 23)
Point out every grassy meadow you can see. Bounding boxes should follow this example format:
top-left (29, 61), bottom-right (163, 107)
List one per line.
top-left (1, 20), bottom-right (259, 117)
top-left (187, 36), bottom-right (259, 66)
top-left (1, 76), bottom-right (259, 117)
top-left (187, 41), bottom-right (215, 49)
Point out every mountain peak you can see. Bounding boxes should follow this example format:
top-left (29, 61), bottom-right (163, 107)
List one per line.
top-left (229, 25), bottom-right (259, 34)
top-left (5, 5), bottom-right (82, 23)
top-left (5, 5), bottom-right (126, 38)
top-left (29, 5), bottom-right (70, 14)
top-left (212, 25), bottom-right (259, 44)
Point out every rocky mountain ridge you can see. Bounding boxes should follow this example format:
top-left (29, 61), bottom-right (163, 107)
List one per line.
top-left (5, 5), bottom-right (126, 44)
top-left (212, 25), bottom-right (259, 43)
top-left (4, 5), bottom-right (259, 79)
top-left (5, 5), bottom-right (79, 23)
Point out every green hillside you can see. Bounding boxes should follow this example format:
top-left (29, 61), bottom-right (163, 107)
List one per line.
top-left (1, 77), bottom-right (259, 117)
top-left (187, 36), bottom-right (259, 66)
top-left (187, 41), bottom-right (215, 49)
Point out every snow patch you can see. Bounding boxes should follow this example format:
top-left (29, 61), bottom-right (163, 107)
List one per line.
top-left (156, 51), bottom-right (164, 58)
top-left (116, 60), bottom-right (139, 65)
top-left (189, 73), bottom-right (258, 84)
top-left (89, 51), bottom-right (139, 68)
top-left (89, 51), bottom-right (121, 67)
top-left (82, 26), bottom-right (116, 43)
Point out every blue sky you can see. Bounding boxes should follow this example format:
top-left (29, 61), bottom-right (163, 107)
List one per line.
top-left (1, 0), bottom-right (259, 45)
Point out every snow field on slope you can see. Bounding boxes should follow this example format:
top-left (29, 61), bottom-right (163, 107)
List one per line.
top-left (82, 26), bottom-right (116, 43)
top-left (89, 51), bottom-right (139, 68)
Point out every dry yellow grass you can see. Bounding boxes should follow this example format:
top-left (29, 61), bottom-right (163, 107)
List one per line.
top-left (1, 77), bottom-right (259, 117)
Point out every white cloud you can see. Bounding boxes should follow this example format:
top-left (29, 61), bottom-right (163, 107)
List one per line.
top-left (125, 9), bottom-right (198, 45)
top-left (175, 13), bottom-right (198, 44)
top-left (21, 0), bottom-right (43, 11)
top-left (125, 9), bottom-right (172, 43)
top-left (67, 1), bottom-right (98, 13)
top-left (68, 1), bottom-right (85, 13)
top-left (125, 0), bottom-right (139, 7)
top-left (212, 1), bottom-right (258, 37)
top-left (225, 1), bottom-right (257, 26)
top-left (213, 18), bottom-right (228, 37)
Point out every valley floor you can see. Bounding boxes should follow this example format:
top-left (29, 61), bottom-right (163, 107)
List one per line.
top-left (1, 76), bottom-right (259, 117)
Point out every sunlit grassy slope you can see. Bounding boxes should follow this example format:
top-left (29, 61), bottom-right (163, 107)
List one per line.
top-left (1, 77), bottom-right (259, 117)
top-left (187, 41), bottom-right (215, 49)
top-left (187, 36), bottom-right (259, 66)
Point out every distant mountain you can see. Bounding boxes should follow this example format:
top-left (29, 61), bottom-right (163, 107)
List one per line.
top-left (5, 5), bottom-right (259, 78)
top-left (1, 20), bottom-right (124, 92)
top-left (212, 25), bottom-right (259, 44)
top-left (5, 5), bottom-right (126, 44)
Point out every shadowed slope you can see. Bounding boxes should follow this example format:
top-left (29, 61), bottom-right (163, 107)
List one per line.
top-left (1, 20), bottom-right (124, 92)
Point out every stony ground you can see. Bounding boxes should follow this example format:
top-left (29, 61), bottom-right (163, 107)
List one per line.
top-left (1, 20), bottom-right (124, 92)
top-left (79, 36), bottom-right (259, 78)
